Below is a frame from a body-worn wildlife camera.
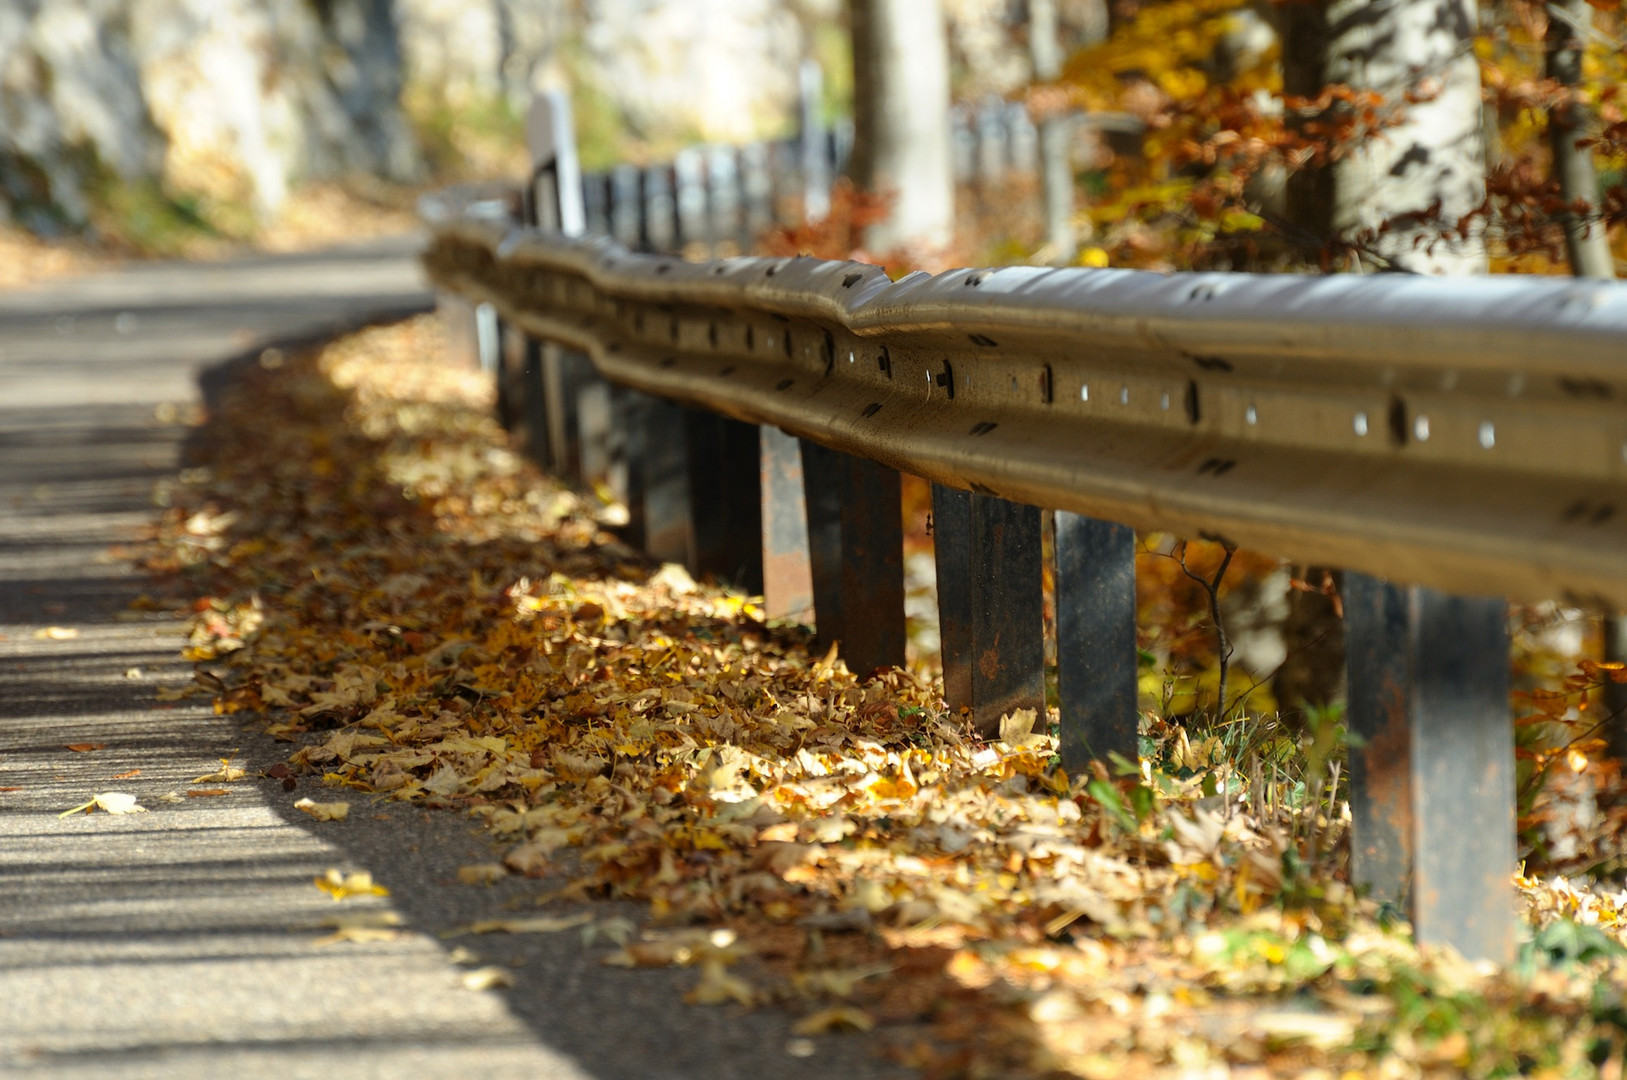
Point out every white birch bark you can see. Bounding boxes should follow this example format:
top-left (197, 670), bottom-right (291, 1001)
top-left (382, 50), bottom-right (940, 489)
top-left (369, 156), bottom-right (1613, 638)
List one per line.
top-left (1322, 0), bottom-right (1488, 274)
top-left (846, 0), bottom-right (955, 253)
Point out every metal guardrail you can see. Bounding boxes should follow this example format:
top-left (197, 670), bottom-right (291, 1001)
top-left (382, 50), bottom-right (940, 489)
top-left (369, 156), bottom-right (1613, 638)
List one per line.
top-left (423, 199), bottom-right (1627, 612)
top-left (420, 90), bottom-right (1627, 966)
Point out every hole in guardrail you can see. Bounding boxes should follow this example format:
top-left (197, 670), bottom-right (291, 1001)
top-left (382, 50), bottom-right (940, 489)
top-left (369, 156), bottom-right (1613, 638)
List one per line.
top-left (1184, 380), bottom-right (1200, 425)
top-left (1197, 457), bottom-right (1236, 476)
top-left (1387, 397), bottom-right (1408, 447)
top-left (969, 421), bottom-right (998, 436)
top-left (861, 402), bottom-right (882, 419)
top-left (1564, 500), bottom-right (1617, 525)
top-left (1041, 365), bottom-right (1053, 404)
top-left (878, 346), bottom-right (892, 379)
top-left (969, 333), bottom-right (998, 348)
top-left (669, 318), bottom-right (680, 343)
top-left (634, 313), bottom-right (645, 333)
top-left (660, 356), bottom-right (676, 368)
top-left (965, 272), bottom-right (988, 287)
top-left (936, 361), bottom-right (955, 399)
top-left (842, 272), bottom-right (863, 288)
top-left (775, 378), bottom-right (794, 391)
top-left (765, 265), bottom-right (777, 277)
top-left (713, 265), bottom-right (726, 275)
top-left (1559, 376), bottom-right (1612, 399)
top-left (745, 326), bottom-right (755, 351)
top-left (656, 263), bottom-right (671, 274)
top-left (783, 329), bottom-right (794, 359)
top-left (607, 343), bottom-right (622, 353)
top-left (708, 322), bottom-right (718, 348)
top-left (1189, 354), bottom-right (1234, 373)
top-left (719, 365), bottom-right (736, 377)
top-left (822, 331), bottom-right (836, 376)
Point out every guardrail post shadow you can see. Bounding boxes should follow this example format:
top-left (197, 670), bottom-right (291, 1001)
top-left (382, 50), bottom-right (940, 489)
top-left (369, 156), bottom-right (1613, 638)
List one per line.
top-left (932, 486), bottom-right (1046, 736)
top-left (798, 441), bottom-right (905, 676)
top-left (760, 427), bottom-right (815, 622)
top-left (1344, 572), bottom-right (1517, 964)
top-left (1053, 512), bottom-right (1140, 768)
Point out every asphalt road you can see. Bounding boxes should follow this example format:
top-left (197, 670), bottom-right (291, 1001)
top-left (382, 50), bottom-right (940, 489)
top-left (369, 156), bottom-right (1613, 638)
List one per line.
top-left (0, 240), bottom-right (912, 1079)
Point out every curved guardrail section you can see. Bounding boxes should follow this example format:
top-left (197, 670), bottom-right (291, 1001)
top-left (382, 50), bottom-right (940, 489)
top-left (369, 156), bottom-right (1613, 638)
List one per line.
top-left (421, 187), bottom-right (1627, 611)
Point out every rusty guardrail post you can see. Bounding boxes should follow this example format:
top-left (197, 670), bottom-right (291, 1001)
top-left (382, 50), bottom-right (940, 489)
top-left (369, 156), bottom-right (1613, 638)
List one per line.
top-left (1344, 573), bottom-right (1517, 963)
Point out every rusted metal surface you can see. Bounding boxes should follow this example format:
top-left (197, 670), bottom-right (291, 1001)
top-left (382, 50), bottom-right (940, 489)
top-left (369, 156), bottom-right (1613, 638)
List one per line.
top-left (1054, 512), bottom-right (1139, 768)
top-left (1344, 573), bottom-right (1417, 908)
top-left (1345, 574), bottom-right (1517, 963)
top-left (760, 427), bottom-right (816, 622)
top-left (933, 487), bottom-right (1045, 736)
top-left (837, 454), bottom-right (906, 677)
top-left (419, 203), bottom-right (1627, 610)
top-left (1409, 590), bottom-right (1517, 965)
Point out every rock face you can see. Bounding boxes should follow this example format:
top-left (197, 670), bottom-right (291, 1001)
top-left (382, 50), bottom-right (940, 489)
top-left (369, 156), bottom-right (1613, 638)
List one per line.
top-left (0, 0), bottom-right (919, 233)
top-left (0, 0), bottom-right (420, 230)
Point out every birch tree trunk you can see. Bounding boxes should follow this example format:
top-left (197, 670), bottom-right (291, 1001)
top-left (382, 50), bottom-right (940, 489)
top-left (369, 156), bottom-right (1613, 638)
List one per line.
top-left (846, 0), bottom-right (954, 253)
top-left (1283, 0), bottom-right (1489, 275)
top-left (1546, 0), bottom-right (1614, 279)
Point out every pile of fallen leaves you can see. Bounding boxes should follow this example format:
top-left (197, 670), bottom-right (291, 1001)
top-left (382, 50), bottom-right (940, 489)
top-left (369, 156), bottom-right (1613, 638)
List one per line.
top-left (144, 314), bottom-right (1627, 1077)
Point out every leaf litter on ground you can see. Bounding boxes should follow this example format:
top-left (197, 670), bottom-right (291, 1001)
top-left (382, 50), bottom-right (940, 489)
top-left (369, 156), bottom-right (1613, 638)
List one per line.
top-left (139, 314), bottom-right (1627, 1078)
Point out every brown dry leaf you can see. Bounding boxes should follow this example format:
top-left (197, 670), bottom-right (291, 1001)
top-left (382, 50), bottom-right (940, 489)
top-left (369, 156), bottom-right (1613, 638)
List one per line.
top-left (314, 868), bottom-right (389, 900)
top-left (187, 788), bottom-right (229, 798)
top-left (453, 913), bottom-right (593, 936)
top-left (65, 743), bottom-right (105, 753)
top-left (153, 685), bottom-right (194, 701)
top-left (791, 1006), bottom-right (876, 1035)
top-left (294, 797), bottom-right (349, 821)
top-left (111, 769), bottom-right (140, 780)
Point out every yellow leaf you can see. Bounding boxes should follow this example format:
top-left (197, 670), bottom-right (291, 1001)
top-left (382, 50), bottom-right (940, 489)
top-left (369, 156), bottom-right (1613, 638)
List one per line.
top-left (461, 966), bottom-right (515, 990)
top-left (34, 626), bottom-right (78, 640)
top-left (457, 863), bottom-right (508, 886)
top-left (686, 960), bottom-right (756, 1006)
top-left (314, 868), bottom-right (389, 900)
top-left (294, 797), bottom-right (350, 822)
top-left (193, 758), bottom-right (246, 783)
top-left (791, 1006), bottom-right (875, 1035)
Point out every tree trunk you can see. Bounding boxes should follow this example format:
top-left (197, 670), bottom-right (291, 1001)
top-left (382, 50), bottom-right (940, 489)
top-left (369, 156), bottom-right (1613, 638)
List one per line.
top-left (1030, 0), bottom-right (1080, 264)
top-left (846, 0), bottom-right (955, 253)
top-left (1281, 0), bottom-right (1488, 275)
top-left (1546, 0), bottom-right (1614, 279)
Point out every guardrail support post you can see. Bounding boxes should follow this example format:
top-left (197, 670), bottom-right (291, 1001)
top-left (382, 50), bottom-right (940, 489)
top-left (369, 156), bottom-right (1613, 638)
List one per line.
top-left (761, 427), bottom-right (815, 622)
top-left (500, 324), bottom-right (551, 469)
top-left (1345, 573), bottom-right (1516, 963)
top-left (622, 393), bottom-right (694, 565)
top-left (1054, 512), bottom-right (1139, 767)
top-left (933, 487), bottom-right (1046, 736)
top-left (686, 413), bottom-right (764, 593)
top-left (799, 442), bottom-right (904, 676)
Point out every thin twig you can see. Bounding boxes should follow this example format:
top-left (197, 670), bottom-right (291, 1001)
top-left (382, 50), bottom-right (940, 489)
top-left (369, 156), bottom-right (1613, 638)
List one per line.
top-left (1177, 539), bottom-right (1237, 722)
